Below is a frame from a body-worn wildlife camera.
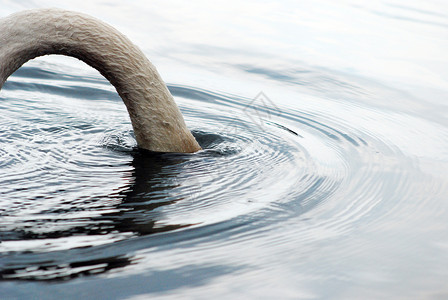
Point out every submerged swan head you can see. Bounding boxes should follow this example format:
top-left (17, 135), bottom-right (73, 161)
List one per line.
top-left (0, 9), bottom-right (201, 153)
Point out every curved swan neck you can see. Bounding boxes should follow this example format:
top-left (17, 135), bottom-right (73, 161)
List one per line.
top-left (0, 9), bottom-right (201, 153)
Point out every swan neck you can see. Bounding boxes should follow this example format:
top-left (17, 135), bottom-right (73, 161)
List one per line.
top-left (0, 9), bottom-right (201, 153)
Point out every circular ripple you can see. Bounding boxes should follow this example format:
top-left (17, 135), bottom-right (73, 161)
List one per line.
top-left (1, 65), bottom-right (441, 281)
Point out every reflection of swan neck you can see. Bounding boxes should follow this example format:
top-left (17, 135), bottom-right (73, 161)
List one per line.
top-left (0, 9), bottom-right (201, 153)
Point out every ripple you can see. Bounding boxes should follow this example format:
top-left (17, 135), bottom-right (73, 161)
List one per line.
top-left (1, 65), bottom-right (446, 284)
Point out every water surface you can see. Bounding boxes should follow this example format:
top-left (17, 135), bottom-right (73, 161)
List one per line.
top-left (1, 0), bottom-right (448, 299)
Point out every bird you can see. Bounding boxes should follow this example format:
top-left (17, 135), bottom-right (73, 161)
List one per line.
top-left (0, 8), bottom-right (202, 153)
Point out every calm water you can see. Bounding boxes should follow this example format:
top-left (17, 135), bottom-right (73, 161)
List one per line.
top-left (1, 1), bottom-right (448, 299)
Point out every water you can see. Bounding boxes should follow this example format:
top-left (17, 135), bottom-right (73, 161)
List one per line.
top-left (1, 1), bottom-right (448, 299)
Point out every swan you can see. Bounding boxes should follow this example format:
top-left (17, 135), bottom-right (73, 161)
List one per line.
top-left (0, 9), bottom-right (201, 153)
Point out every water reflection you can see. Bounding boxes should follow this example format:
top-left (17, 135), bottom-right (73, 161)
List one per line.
top-left (96, 151), bottom-right (197, 236)
top-left (1, 0), bottom-right (448, 298)
top-left (0, 255), bottom-right (133, 281)
top-left (0, 149), bottom-right (200, 280)
top-left (3, 150), bottom-right (200, 240)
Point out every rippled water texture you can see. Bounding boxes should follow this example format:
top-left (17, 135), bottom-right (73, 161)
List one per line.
top-left (1, 0), bottom-right (448, 299)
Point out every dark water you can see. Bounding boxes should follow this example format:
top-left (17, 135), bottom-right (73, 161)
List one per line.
top-left (1, 1), bottom-right (448, 299)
